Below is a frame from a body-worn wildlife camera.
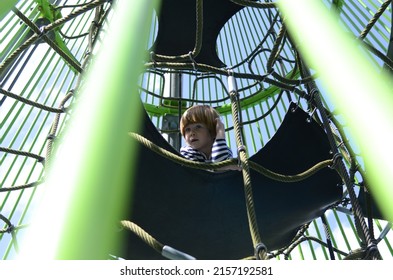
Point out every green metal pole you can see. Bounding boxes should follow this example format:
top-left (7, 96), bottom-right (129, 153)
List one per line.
top-left (19, 0), bottom-right (160, 259)
top-left (0, 0), bottom-right (17, 21)
top-left (278, 0), bottom-right (393, 222)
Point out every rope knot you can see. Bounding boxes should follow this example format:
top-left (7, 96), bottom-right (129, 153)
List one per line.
top-left (6, 224), bottom-right (15, 234)
top-left (47, 133), bottom-right (56, 140)
top-left (236, 145), bottom-right (247, 167)
top-left (37, 157), bottom-right (45, 165)
top-left (188, 51), bottom-right (197, 71)
top-left (150, 51), bottom-right (157, 66)
top-left (38, 26), bottom-right (47, 38)
top-left (329, 152), bottom-right (343, 169)
top-left (229, 90), bottom-right (239, 101)
top-left (92, 20), bottom-right (101, 28)
top-left (309, 88), bottom-right (320, 105)
top-left (237, 145), bottom-right (246, 154)
top-left (254, 242), bottom-right (267, 260)
top-left (365, 242), bottom-right (379, 259)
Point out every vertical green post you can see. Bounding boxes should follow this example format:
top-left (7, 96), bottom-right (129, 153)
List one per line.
top-left (19, 0), bottom-right (160, 259)
top-left (277, 0), bottom-right (393, 222)
top-left (0, 0), bottom-right (17, 20)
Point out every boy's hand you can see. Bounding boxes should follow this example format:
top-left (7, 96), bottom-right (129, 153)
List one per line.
top-left (215, 118), bottom-right (226, 139)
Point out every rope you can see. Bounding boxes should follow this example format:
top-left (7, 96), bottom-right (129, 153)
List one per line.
top-left (267, 223), bottom-right (348, 259)
top-left (0, 146), bottom-right (45, 163)
top-left (249, 159), bottom-right (333, 182)
top-left (356, 0), bottom-right (393, 72)
top-left (0, 213), bottom-right (14, 234)
top-left (229, 0), bottom-right (277, 9)
top-left (362, 41), bottom-right (393, 71)
top-left (45, 8), bottom-right (101, 167)
top-left (0, 88), bottom-right (65, 113)
top-left (312, 89), bottom-right (380, 259)
top-left (283, 236), bottom-right (349, 259)
top-left (151, 0), bottom-right (203, 62)
top-left (129, 132), bottom-right (333, 182)
top-left (296, 52), bottom-right (383, 260)
top-left (0, 1), bottom-right (109, 250)
top-left (129, 132), bottom-right (237, 170)
top-left (2, 0), bottom-right (390, 261)
top-left (0, 181), bottom-right (43, 193)
top-left (321, 107), bottom-right (376, 256)
top-left (12, 8), bottom-right (83, 73)
top-left (321, 214), bottom-right (335, 260)
top-left (144, 62), bottom-right (309, 102)
top-left (0, 0), bottom-right (108, 75)
top-left (358, 0), bottom-right (392, 40)
top-left (45, 90), bottom-right (75, 166)
top-left (267, 24), bottom-right (315, 85)
top-left (120, 220), bottom-right (164, 254)
top-left (229, 84), bottom-right (267, 259)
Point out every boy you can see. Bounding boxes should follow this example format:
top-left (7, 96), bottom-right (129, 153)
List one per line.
top-left (179, 105), bottom-right (233, 163)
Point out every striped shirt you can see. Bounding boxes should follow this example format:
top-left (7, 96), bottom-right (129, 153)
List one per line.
top-left (180, 139), bottom-right (233, 162)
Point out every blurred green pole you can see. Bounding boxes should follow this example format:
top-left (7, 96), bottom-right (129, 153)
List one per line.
top-left (278, 0), bottom-right (393, 222)
top-left (19, 0), bottom-right (160, 259)
top-left (0, 0), bottom-right (17, 21)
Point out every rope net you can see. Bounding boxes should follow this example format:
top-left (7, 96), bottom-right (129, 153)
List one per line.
top-left (1, 0), bottom-right (392, 259)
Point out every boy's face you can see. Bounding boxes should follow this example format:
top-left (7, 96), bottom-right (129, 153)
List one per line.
top-left (184, 122), bottom-right (214, 156)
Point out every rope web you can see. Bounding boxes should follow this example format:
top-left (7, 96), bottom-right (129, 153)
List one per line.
top-left (1, 0), bottom-right (392, 260)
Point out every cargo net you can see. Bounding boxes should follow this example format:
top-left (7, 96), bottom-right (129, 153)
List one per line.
top-left (1, 0), bottom-right (392, 260)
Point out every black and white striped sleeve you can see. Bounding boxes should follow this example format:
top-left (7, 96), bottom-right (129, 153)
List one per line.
top-left (211, 139), bottom-right (233, 162)
top-left (180, 146), bottom-right (207, 162)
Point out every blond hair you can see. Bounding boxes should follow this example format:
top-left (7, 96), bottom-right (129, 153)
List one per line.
top-left (180, 105), bottom-right (219, 137)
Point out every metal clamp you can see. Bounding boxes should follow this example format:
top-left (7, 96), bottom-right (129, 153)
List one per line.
top-left (329, 152), bottom-right (343, 169)
top-left (255, 242), bottom-right (267, 260)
